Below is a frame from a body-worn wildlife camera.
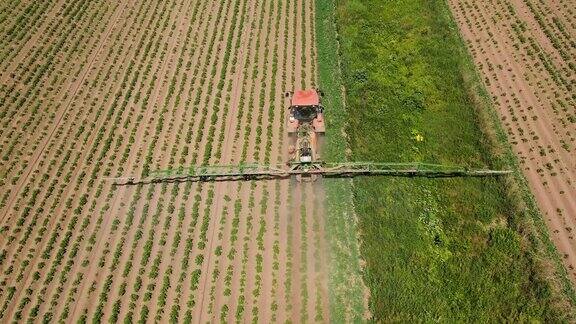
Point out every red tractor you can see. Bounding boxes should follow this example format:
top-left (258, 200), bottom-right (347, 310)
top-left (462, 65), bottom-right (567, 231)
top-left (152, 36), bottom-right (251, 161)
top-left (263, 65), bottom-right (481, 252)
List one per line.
top-left (286, 89), bottom-right (325, 167)
top-left (286, 89), bottom-right (325, 134)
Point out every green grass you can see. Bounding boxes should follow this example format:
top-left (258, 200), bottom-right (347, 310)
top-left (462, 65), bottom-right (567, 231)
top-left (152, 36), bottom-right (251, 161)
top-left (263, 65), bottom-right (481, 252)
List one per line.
top-left (316, 0), bottom-right (576, 321)
top-left (315, 0), bottom-right (366, 322)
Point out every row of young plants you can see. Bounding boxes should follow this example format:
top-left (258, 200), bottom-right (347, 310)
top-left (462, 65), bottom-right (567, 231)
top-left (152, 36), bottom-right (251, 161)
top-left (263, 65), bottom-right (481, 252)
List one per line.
top-left (209, 0), bottom-right (272, 320)
top-left (92, 0), bottom-right (237, 321)
top-left (457, 0), bottom-right (575, 176)
top-left (0, 0), bottom-right (108, 212)
top-left (0, 0), bottom-right (179, 320)
top-left (0, 0), bottom-right (58, 129)
top-left (523, 0), bottom-right (575, 73)
top-left (41, 0), bottom-right (174, 320)
top-left (284, 0), bottom-right (312, 319)
top-left (155, 1), bottom-right (234, 323)
top-left (247, 0), bottom-right (286, 318)
top-left (136, 0), bottom-right (236, 320)
top-left (151, 0), bottom-right (250, 320)
top-left (85, 4), bottom-right (180, 310)
top-left (462, 0), bottom-right (574, 119)
top-left (461, 0), bottom-right (576, 188)
top-left (212, 0), bottom-right (272, 321)
top-left (0, 0), bottom-right (82, 83)
top-left (88, 0), bottom-right (204, 322)
top-left (195, 0), bottom-right (292, 318)
top-left (160, 0), bottom-right (319, 320)
top-left (0, 0), bottom-right (90, 63)
top-left (236, 0), bottom-right (286, 321)
top-left (146, 6), bottom-right (215, 320)
top-left (267, 0), bottom-right (294, 320)
top-left (128, 0), bottom-right (254, 321)
top-left (281, 0), bottom-right (301, 318)
top-left (264, 0), bottom-right (328, 320)
top-left (0, 0), bottom-right (121, 246)
top-left (1, 0), bottom-right (323, 321)
top-left (0, 0), bottom-right (110, 193)
top-left (550, 0), bottom-right (576, 34)
top-left (0, 0), bottom-right (44, 47)
top-left (500, 0), bottom-right (573, 114)
top-left (195, 0), bottom-right (262, 321)
top-left (176, 0), bottom-right (238, 320)
top-left (257, 0), bottom-right (294, 321)
top-left (0, 0), bottom-right (137, 318)
top-left (53, 1), bottom-right (179, 319)
top-left (298, 188), bottom-right (309, 323)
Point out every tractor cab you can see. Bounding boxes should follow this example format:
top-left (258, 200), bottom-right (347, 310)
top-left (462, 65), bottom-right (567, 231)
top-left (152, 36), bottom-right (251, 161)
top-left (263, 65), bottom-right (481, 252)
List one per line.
top-left (286, 89), bottom-right (325, 133)
top-left (293, 105), bottom-right (318, 121)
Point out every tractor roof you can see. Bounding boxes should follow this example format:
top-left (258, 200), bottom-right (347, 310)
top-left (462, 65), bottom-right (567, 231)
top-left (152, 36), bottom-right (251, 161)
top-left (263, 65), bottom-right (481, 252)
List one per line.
top-left (292, 89), bottom-right (319, 106)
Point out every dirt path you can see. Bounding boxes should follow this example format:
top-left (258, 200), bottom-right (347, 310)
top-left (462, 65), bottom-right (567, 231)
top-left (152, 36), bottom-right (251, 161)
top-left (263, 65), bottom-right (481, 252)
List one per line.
top-left (448, 0), bottom-right (576, 284)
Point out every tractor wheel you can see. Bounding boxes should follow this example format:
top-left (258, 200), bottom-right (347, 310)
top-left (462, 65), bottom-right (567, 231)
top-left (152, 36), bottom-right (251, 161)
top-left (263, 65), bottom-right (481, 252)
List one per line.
top-left (287, 133), bottom-right (297, 160)
top-left (316, 133), bottom-right (325, 159)
top-left (288, 132), bottom-right (297, 145)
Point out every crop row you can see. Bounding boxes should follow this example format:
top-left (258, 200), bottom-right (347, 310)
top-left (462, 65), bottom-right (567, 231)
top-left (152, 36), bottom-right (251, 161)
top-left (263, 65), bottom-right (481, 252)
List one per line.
top-left (0, 0), bottom-right (135, 310)
top-left (0, 0), bottom-right (326, 321)
top-left (0, 0), bottom-right (189, 320)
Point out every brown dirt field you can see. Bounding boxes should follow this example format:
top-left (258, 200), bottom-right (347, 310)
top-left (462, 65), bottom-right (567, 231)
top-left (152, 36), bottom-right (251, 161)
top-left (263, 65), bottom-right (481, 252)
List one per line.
top-left (0, 0), bottom-right (332, 322)
top-left (448, 0), bottom-right (576, 284)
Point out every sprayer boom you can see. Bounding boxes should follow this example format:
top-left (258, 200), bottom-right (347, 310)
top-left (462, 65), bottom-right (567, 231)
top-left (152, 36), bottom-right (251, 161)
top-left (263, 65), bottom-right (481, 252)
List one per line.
top-left (109, 162), bottom-right (511, 186)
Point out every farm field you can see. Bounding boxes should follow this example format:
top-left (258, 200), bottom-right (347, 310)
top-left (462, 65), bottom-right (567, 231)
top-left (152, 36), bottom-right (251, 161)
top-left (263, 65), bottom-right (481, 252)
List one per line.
top-left (332, 0), bottom-right (576, 321)
top-left (448, 0), bottom-right (576, 285)
top-left (0, 0), bottom-right (365, 322)
top-left (2, 0), bottom-right (574, 322)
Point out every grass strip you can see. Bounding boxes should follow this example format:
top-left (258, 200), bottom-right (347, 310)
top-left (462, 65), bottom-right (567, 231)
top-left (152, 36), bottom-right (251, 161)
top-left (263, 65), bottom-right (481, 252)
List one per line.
top-left (315, 0), bottom-right (366, 321)
top-left (320, 0), bottom-right (576, 321)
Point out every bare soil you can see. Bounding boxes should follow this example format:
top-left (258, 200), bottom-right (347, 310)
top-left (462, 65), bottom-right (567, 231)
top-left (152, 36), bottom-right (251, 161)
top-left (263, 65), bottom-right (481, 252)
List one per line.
top-left (0, 0), bottom-right (330, 322)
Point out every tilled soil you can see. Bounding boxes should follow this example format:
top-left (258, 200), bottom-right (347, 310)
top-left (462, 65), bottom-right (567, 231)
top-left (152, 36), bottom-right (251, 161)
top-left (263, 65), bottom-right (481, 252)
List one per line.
top-left (0, 0), bottom-right (330, 322)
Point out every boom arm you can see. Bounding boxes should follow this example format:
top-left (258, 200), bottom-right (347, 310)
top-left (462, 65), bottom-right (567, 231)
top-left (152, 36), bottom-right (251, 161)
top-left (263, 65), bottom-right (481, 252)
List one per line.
top-left (110, 162), bottom-right (511, 185)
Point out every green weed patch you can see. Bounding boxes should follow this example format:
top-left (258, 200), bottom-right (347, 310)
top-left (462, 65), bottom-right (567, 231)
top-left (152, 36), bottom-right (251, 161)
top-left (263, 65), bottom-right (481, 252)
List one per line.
top-left (318, 0), bottom-right (575, 321)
